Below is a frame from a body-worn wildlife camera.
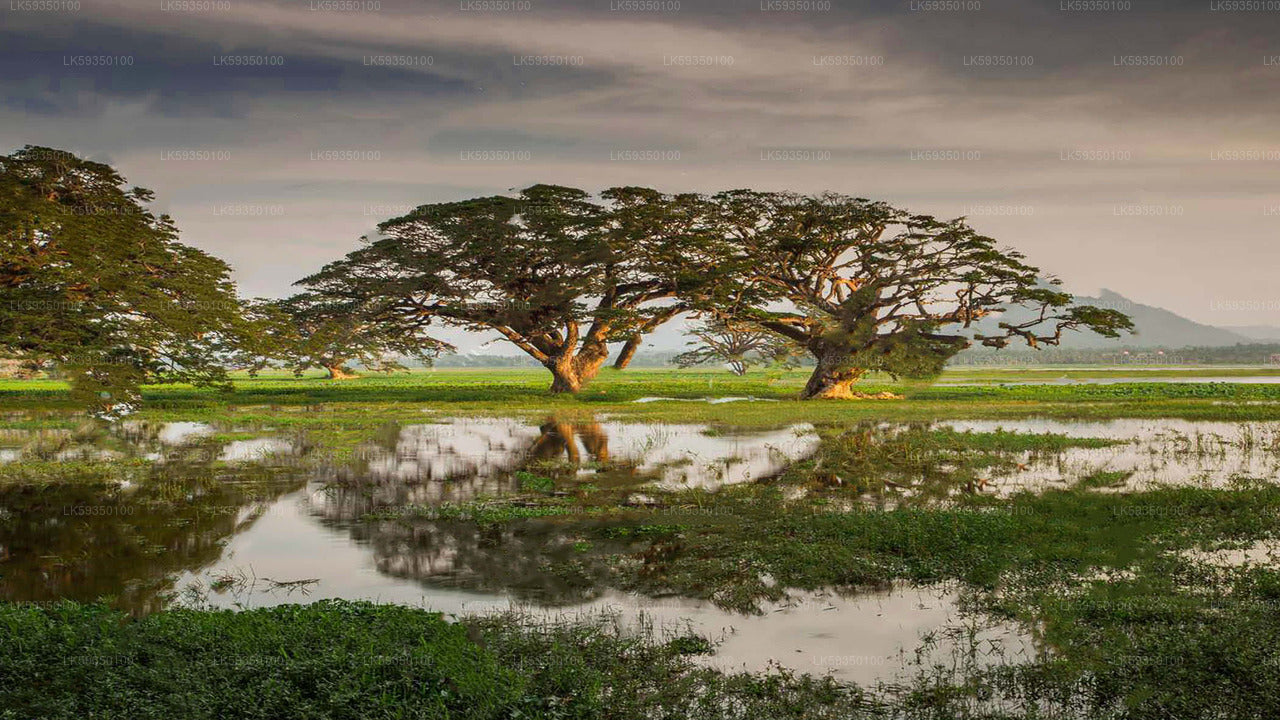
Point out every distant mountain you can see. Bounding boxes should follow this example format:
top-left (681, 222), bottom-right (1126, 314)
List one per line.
top-left (1222, 325), bottom-right (1280, 343)
top-left (966, 289), bottom-right (1255, 349)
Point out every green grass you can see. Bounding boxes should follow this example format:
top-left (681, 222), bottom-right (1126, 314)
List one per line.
top-left (7, 367), bottom-right (1280, 435)
top-left (0, 601), bottom-right (515, 719)
top-left (0, 599), bottom-right (876, 720)
top-left (515, 470), bottom-right (557, 494)
top-left (0, 458), bottom-right (150, 487)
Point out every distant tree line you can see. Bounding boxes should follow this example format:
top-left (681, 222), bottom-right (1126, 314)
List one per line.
top-left (0, 146), bottom-right (1133, 408)
top-left (952, 344), bottom-right (1280, 366)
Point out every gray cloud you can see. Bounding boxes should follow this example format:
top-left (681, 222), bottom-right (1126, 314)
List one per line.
top-left (3, 0), bottom-right (1278, 333)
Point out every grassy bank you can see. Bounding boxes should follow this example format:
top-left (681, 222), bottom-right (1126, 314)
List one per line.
top-left (6, 367), bottom-right (1280, 427)
top-left (0, 599), bottom-right (875, 720)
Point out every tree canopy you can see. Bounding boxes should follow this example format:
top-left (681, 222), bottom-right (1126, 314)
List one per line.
top-left (700, 190), bottom-right (1134, 398)
top-left (303, 185), bottom-right (1131, 398)
top-left (300, 185), bottom-right (711, 393)
top-left (0, 146), bottom-right (245, 409)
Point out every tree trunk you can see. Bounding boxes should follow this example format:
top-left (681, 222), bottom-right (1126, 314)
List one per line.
top-left (547, 347), bottom-right (609, 393)
top-left (801, 350), bottom-right (863, 399)
top-left (612, 335), bottom-right (642, 370)
top-left (325, 363), bottom-right (357, 380)
top-left (549, 366), bottom-right (583, 393)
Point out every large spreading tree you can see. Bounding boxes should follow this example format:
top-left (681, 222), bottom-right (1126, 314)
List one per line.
top-left (0, 146), bottom-right (246, 409)
top-left (300, 185), bottom-right (710, 393)
top-left (701, 190), bottom-right (1134, 398)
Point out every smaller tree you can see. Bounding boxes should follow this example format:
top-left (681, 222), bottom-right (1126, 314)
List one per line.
top-left (241, 294), bottom-right (451, 379)
top-left (674, 319), bottom-right (803, 375)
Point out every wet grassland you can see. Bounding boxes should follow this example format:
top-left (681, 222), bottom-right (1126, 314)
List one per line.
top-left (4, 368), bottom-right (1280, 718)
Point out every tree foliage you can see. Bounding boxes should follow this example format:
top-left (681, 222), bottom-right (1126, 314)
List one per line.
top-left (300, 185), bottom-right (710, 392)
top-left (0, 146), bottom-right (245, 409)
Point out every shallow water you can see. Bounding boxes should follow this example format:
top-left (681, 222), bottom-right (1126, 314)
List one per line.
top-left (144, 420), bottom-right (215, 446)
top-left (186, 530), bottom-right (1032, 684)
top-left (219, 437), bottom-right (297, 462)
top-left (939, 418), bottom-right (1280, 494)
top-left (326, 417), bottom-right (818, 496)
top-left (1180, 539), bottom-right (1280, 569)
top-left (167, 483), bottom-right (1032, 683)
top-left (0, 416), bottom-right (821, 609)
top-left (7, 411), bottom-right (1279, 684)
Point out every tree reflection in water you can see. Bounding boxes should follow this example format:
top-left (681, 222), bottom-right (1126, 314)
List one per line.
top-left (311, 418), bottom-right (640, 605)
top-left (0, 421), bottom-right (308, 614)
top-left (315, 416), bottom-right (815, 521)
top-left (3, 416), bottom-right (816, 612)
top-left (352, 517), bottom-right (626, 606)
top-left (309, 417), bottom-right (814, 605)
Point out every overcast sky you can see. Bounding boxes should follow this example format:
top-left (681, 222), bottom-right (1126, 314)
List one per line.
top-left (4, 0), bottom-right (1280, 340)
